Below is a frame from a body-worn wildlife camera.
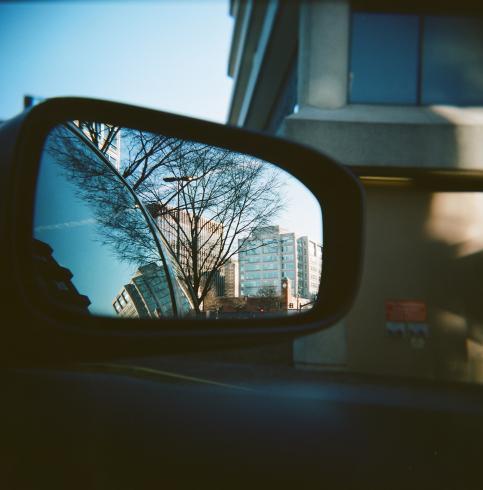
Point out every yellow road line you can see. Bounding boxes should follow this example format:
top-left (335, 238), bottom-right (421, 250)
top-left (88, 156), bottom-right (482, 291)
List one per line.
top-left (82, 362), bottom-right (253, 392)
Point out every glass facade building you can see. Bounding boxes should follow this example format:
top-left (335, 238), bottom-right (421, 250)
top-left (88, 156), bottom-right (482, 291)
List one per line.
top-left (238, 226), bottom-right (322, 299)
top-left (113, 262), bottom-right (176, 319)
top-left (297, 236), bottom-right (323, 299)
top-left (113, 262), bottom-right (192, 319)
top-left (238, 226), bottom-right (295, 297)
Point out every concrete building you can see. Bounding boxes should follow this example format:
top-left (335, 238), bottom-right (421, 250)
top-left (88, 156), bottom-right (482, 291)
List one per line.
top-left (203, 276), bottom-right (312, 318)
top-left (23, 97), bottom-right (122, 171)
top-left (148, 203), bottom-right (224, 296)
top-left (222, 258), bottom-right (239, 297)
top-left (227, 1), bottom-right (483, 382)
top-left (100, 124), bottom-right (121, 171)
top-left (78, 122), bottom-right (121, 171)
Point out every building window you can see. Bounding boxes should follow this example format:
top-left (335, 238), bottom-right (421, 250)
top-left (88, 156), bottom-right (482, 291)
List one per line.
top-left (266, 52), bottom-right (298, 134)
top-left (349, 12), bottom-right (483, 106)
top-left (349, 12), bottom-right (419, 104)
top-left (422, 16), bottom-right (483, 105)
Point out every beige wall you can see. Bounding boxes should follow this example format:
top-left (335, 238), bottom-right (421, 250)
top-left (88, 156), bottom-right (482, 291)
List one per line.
top-left (296, 185), bottom-right (483, 383)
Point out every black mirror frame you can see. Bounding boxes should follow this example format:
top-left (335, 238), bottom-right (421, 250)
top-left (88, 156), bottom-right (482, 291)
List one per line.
top-left (0, 97), bottom-right (364, 362)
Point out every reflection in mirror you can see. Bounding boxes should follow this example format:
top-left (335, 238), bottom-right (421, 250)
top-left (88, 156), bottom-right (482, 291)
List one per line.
top-left (33, 121), bottom-right (323, 321)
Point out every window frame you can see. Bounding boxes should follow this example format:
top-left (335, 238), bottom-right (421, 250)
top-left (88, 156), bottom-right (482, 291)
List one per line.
top-left (348, 8), bottom-right (483, 106)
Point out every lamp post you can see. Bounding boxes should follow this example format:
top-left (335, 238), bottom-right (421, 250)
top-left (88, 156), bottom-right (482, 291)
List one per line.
top-left (163, 176), bottom-right (195, 261)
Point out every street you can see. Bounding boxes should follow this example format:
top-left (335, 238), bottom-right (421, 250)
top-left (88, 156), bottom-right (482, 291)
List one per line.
top-left (75, 351), bottom-right (483, 415)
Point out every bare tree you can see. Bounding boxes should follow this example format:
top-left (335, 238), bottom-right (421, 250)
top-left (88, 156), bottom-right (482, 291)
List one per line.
top-left (120, 133), bottom-right (285, 313)
top-left (77, 121), bottom-right (121, 156)
top-left (118, 129), bottom-right (203, 194)
top-left (69, 123), bottom-right (285, 315)
top-left (43, 124), bottom-right (197, 318)
top-left (256, 286), bottom-right (280, 312)
top-left (45, 125), bottom-right (162, 267)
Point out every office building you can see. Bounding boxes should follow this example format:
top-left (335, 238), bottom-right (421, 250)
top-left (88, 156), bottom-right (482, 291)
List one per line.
top-left (238, 225), bottom-right (321, 300)
top-left (297, 236), bottom-right (323, 300)
top-left (227, 0), bottom-right (483, 381)
top-left (113, 262), bottom-right (175, 319)
top-left (78, 122), bottom-right (121, 171)
top-left (222, 258), bottom-right (239, 297)
top-left (238, 226), bottom-right (296, 297)
top-left (23, 96), bottom-right (121, 170)
top-left (148, 204), bottom-right (224, 296)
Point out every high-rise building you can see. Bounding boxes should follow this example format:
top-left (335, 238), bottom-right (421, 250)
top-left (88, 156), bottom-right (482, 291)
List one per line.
top-left (100, 124), bottom-right (121, 171)
top-left (238, 225), bottom-right (321, 299)
top-left (77, 122), bottom-right (121, 171)
top-left (113, 262), bottom-right (176, 319)
top-left (221, 258), bottom-right (239, 297)
top-left (238, 226), bottom-right (293, 297)
top-left (23, 96), bottom-right (122, 170)
top-left (297, 236), bottom-right (323, 300)
top-left (113, 283), bottom-right (150, 319)
top-left (148, 204), bottom-right (224, 296)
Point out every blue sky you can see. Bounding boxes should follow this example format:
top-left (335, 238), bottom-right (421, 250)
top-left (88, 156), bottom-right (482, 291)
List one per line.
top-left (0, 1), bottom-right (234, 122)
top-left (1, 0), bottom-right (322, 243)
top-left (6, 1), bottom-right (322, 315)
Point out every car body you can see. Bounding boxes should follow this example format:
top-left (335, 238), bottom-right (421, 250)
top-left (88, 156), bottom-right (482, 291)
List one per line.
top-left (2, 1), bottom-right (483, 487)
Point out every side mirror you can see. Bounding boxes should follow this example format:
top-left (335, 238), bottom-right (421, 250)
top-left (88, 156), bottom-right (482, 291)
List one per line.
top-left (0, 98), bottom-right (364, 362)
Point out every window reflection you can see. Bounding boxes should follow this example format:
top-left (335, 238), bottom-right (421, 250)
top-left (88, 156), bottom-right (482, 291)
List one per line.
top-left (33, 124), bottom-right (190, 318)
top-left (422, 16), bottom-right (483, 106)
top-left (349, 12), bottom-right (420, 104)
top-left (350, 12), bottom-right (483, 106)
top-left (33, 122), bottom-right (323, 320)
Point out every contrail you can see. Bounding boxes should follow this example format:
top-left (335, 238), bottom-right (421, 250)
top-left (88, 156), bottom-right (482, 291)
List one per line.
top-left (34, 217), bottom-right (96, 232)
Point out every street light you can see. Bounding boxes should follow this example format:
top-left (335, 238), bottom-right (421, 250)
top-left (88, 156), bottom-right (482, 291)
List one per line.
top-left (162, 176), bottom-right (196, 261)
top-left (163, 176), bottom-right (195, 183)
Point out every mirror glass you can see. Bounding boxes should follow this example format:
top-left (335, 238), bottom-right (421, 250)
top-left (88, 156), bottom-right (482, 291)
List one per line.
top-left (33, 121), bottom-right (323, 321)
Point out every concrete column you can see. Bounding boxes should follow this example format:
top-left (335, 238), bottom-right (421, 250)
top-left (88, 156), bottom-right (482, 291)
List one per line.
top-left (298, 0), bottom-right (351, 109)
top-left (294, 1), bottom-right (351, 367)
top-left (294, 320), bottom-right (348, 369)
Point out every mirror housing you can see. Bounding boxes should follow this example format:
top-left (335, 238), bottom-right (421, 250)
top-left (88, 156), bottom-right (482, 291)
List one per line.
top-left (0, 98), bottom-right (364, 363)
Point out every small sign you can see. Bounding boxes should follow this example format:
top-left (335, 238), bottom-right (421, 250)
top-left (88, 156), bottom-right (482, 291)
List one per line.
top-left (385, 300), bottom-right (429, 340)
top-left (386, 322), bottom-right (405, 336)
top-left (385, 300), bottom-right (427, 323)
top-left (407, 322), bottom-right (429, 337)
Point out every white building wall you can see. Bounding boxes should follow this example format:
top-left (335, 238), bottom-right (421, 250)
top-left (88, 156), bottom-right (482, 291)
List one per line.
top-left (238, 226), bottom-right (322, 299)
